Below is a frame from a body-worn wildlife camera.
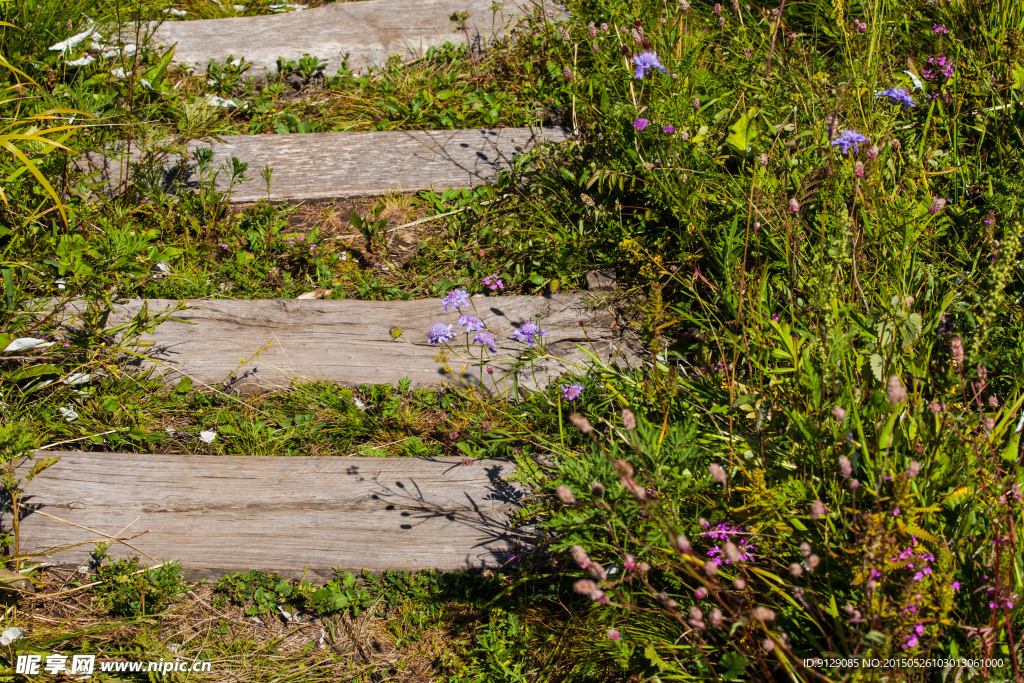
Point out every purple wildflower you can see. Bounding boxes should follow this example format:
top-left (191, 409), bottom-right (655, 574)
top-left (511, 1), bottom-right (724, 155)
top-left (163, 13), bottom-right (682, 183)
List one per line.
top-left (482, 274), bottom-right (504, 291)
top-left (929, 196), bottom-right (947, 214)
top-left (458, 315), bottom-right (485, 333)
top-left (832, 129), bottom-right (870, 154)
top-left (633, 117), bottom-right (649, 131)
top-left (561, 383), bottom-right (584, 401)
top-left (442, 288), bottom-right (470, 312)
top-left (428, 323), bottom-right (455, 345)
top-left (662, 124), bottom-right (676, 134)
top-left (512, 321), bottom-right (547, 347)
top-left (632, 51), bottom-right (668, 79)
top-left (933, 23), bottom-right (948, 34)
top-left (473, 332), bottom-right (498, 352)
top-left (877, 87), bottom-right (916, 109)
top-left (924, 55), bottom-right (955, 79)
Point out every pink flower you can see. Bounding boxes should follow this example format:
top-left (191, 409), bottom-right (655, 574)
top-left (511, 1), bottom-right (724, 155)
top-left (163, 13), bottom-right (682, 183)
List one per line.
top-left (606, 628), bottom-right (621, 640)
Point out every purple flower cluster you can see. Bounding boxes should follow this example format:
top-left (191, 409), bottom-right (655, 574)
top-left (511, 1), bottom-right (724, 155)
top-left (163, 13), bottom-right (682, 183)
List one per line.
top-left (924, 55), bottom-right (955, 79)
top-left (482, 274), bottom-right (504, 291)
top-left (888, 539), bottom-right (936, 583)
top-left (832, 129), bottom-right (870, 154)
top-left (633, 117), bottom-right (649, 131)
top-left (512, 321), bottom-right (547, 347)
top-left (700, 520), bottom-right (757, 566)
top-left (458, 315), bottom-right (485, 333)
top-left (442, 288), bottom-right (470, 312)
top-left (428, 323), bottom-right (455, 345)
top-left (561, 383), bottom-right (584, 401)
top-left (473, 332), bottom-right (497, 352)
top-left (877, 87), bottom-right (916, 109)
top-left (632, 51), bottom-right (667, 79)
top-left (904, 623), bottom-right (925, 649)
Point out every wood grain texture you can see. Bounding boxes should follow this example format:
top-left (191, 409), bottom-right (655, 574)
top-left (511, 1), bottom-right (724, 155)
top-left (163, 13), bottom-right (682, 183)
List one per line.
top-left (147, 0), bottom-right (534, 75)
top-left (92, 294), bottom-right (638, 393)
top-left (77, 127), bottom-right (570, 203)
top-left (15, 451), bottom-right (526, 580)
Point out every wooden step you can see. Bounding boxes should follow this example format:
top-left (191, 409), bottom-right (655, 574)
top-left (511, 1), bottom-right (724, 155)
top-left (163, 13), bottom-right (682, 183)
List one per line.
top-left (17, 451), bottom-right (525, 580)
top-left (148, 0), bottom-right (534, 76)
top-left (78, 127), bottom-right (570, 203)
top-left (74, 294), bottom-right (637, 394)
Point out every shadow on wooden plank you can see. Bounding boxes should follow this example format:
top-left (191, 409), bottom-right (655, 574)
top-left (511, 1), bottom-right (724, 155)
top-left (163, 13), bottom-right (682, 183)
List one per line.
top-left (11, 452), bottom-right (532, 581)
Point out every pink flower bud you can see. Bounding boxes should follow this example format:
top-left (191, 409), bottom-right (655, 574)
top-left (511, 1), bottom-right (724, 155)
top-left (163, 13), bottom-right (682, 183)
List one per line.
top-left (788, 197), bottom-right (800, 213)
top-left (832, 405), bottom-right (846, 422)
top-left (708, 463), bottom-right (727, 484)
top-left (622, 409), bottom-right (636, 430)
top-left (838, 455), bottom-right (852, 478)
top-left (886, 374), bottom-right (907, 403)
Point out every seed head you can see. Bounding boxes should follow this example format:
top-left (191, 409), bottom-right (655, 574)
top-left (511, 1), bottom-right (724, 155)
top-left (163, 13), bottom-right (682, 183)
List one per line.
top-left (570, 413), bottom-right (593, 433)
top-left (622, 409), bottom-right (636, 430)
top-left (800, 542), bottom-right (811, 557)
top-left (950, 335), bottom-right (964, 365)
top-left (704, 560), bottom-right (718, 577)
top-left (708, 463), bottom-right (727, 484)
top-left (591, 481), bottom-right (606, 497)
top-left (907, 460), bottom-right (921, 479)
top-left (750, 606), bottom-right (776, 622)
top-left (811, 500), bottom-right (827, 520)
top-left (709, 607), bottom-right (723, 628)
top-left (886, 374), bottom-right (907, 403)
top-left (838, 455), bottom-right (852, 478)
top-left (694, 587), bottom-right (708, 599)
top-left (724, 542), bottom-right (741, 563)
top-left (807, 554), bottom-right (820, 569)
top-left (675, 534), bottom-right (691, 553)
top-left (789, 562), bottom-right (803, 577)
top-left (571, 545), bottom-right (592, 570)
top-left (788, 197), bottom-right (800, 213)
top-left (556, 485), bottom-right (576, 504)
top-left (832, 405), bottom-right (846, 422)
top-left (613, 459), bottom-right (634, 477)
top-left (733, 577), bottom-right (746, 590)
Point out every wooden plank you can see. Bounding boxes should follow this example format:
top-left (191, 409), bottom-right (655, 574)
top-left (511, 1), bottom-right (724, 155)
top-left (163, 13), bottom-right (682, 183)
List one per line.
top-left (16, 452), bottom-right (525, 580)
top-left (77, 127), bottom-right (570, 203)
top-left (88, 294), bottom-right (637, 393)
top-left (148, 0), bottom-right (533, 76)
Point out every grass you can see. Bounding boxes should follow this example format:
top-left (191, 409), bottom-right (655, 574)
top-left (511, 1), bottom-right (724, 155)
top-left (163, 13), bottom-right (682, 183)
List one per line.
top-left (0, 0), bottom-right (1023, 679)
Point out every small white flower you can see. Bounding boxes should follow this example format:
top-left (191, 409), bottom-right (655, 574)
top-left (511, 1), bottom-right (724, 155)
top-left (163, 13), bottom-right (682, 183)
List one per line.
top-left (58, 406), bottom-right (79, 422)
top-left (352, 398), bottom-right (366, 411)
top-left (110, 67), bottom-right (127, 79)
top-left (229, 57), bottom-right (243, 67)
top-left (153, 262), bottom-right (171, 274)
top-left (203, 94), bottom-right (242, 109)
top-left (233, 4), bottom-right (245, 9)
top-left (77, 565), bottom-right (91, 574)
top-left (0, 628), bottom-right (25, 646)
top-left (163, 7), bottom-right (188, 15)
top-left (166, 427), bottom-right (177, 436)
top-left (199, 430), bottom-right (217, 443)
top-left (606, 566), bottom-right (618, 575)
top-left (55, 279), bottom-right (66, 290)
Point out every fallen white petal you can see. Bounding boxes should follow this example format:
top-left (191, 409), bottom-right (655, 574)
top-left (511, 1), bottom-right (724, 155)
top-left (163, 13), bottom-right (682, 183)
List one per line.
top-left (203, 94), bottom-right (241, 109)
top-left (111, 67), bottom-right (127, 79)
top-left (3, 338), bottom-right (54, 353)
top-left (0, 628), bottom-right (24, 646)
top-left (65, 372), bottom-right (91, 385)
top-left (199, 430), bottom-right (217, 443)
top-left (58, 406), bottom-right (79, 422)
top-left (65, 55), bottom-right (97, 67)
top-left (49, 21), bottom-right (97, 52)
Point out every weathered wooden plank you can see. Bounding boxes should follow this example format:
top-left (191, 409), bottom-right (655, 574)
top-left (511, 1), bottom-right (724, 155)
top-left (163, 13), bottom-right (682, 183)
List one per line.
top-left (77, 127), bottom-right (570, 203)
top-left (148, 0), bottom-right (533, 75)
top-left (16, 451), bottom-right (526, 580)
top-left (90, 294), bottom-right (637, 393)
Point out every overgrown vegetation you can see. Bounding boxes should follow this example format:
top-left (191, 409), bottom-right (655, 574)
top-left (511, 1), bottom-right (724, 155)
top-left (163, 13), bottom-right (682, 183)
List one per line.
top-left (0, 0), bottom-right (1022, 679)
